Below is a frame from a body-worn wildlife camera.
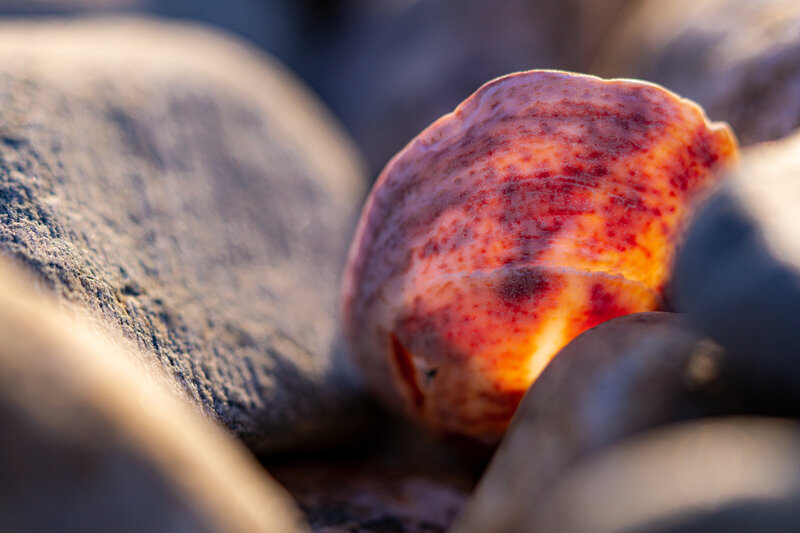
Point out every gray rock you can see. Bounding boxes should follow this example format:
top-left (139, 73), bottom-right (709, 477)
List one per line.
top-left (593, 0), bottom-right (800, 146)
top-left (453, 313), bottom-right (743, 533)
top-left (526, 418), bottom-right (800, 533)
top-left (0, 259), bottom-right (306, 533)
top-left (674, 130), bottom-right (800, 405)
top-left (0, 17), bottom-right (368, 453)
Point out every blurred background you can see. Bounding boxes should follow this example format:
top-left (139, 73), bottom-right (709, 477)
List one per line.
top-left (9, 0), bottom-right (793, 180)
top-left (0, 0), bottom-right (634, 175)
top-left (2, 0), bottom-right (798, 175)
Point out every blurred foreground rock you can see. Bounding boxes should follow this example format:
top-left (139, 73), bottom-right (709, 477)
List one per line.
top-left (0, 17), bottom-right (369, 453)
top-left (454, 313), bottom-right (744, 533)
top-left (312, 0), bottom-right (636, 174)
top-left (527, 418), bottom-right (800, 533)
top-left (594, 0), bottom-right (800, 146)
top-left (0, 259), bottom-right (305, 533)
top-left (674, 130), bottom-right (800, 407)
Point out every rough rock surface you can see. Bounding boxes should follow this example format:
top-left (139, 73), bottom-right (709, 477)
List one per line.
top-left (0, 259), bottom-right (306, 533)
top-left (523, 418), bottom-right (800, 533)
top-left (674, 130), bottom-right (800, 404)
top-left (453, 313), bottom-right (744, 533)
top-left (0, 17), bottom-right (368, 453)
top-left (593, 0), bottom-right (800, 147)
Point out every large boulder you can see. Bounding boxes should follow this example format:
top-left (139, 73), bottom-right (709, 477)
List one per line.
top-left (0, 259), bottom-right (306, 533)
top-left (0, 17), bottom-right (368, 453)
top-left (593, 0), bottom-right (800, 147)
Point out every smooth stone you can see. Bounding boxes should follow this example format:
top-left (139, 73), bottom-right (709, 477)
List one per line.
top-left (674, 130), bottom-right (800, 405)
top-left (527, 418), bottom-right (800, 533)
top-left (0, 17), bottom-right (368, 453)
top-left (453, 312), bottom-right (743, 533)
top-left (0, 259), bottom-right (306, 533)
top-left (593, 0), bottom-right (800, 146)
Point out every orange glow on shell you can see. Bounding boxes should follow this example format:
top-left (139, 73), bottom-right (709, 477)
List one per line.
top-left (342, 70), bottom-right (739, 443)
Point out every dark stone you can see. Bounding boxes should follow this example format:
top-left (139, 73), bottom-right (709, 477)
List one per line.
top-left (593, 0), bottom-right (800, 147)
top-left (453, 312), bottom-right (745, 533)
top-left (0, 259), bottom-right (305, 533)
top-left (521, 418), bottom-right (800, 533)
top-left (0, 17), bottom-right (369, 453)
top-left (673, 130), bottom-right (800, 409)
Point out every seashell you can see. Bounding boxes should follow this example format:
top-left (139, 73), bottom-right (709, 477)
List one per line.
top-left (342, 70), bottom-right (738, 442)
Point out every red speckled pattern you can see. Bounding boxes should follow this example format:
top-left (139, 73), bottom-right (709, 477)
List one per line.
top-left (342, 70), bottom-right (738, 442)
